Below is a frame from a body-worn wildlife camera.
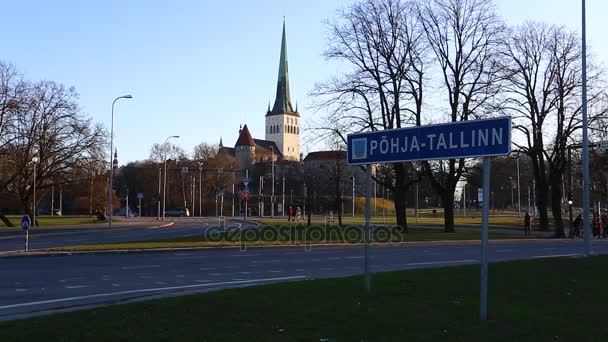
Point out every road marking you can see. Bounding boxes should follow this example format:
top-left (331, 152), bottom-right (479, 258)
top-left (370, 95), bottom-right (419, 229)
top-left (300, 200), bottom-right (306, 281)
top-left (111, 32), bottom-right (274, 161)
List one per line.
top-left (154, 282), bottom-right (166, 285)
top-left (64, 285), bottom-right (88, 289)
top-left (232, 278), bottom-right (246, 281)
top-left (122, 265), bottom-right (161, 270)
top-left (327, 257), bottom-right (341, 260)
top-left (496, 249), bottom-right (513, 253)
top-left (239, 272), bottom-right (251, 275)
top-left (407, 260), bottom-right (477, 266)
top-left (0, 276), bottom-right (307, 311)
top-left (195, 280), bottom-right (212, 283)
top-left (173, 252), bottom-right (198, 256)
top-left (268, 270), bottom-right (282, 273)
top-left (15, 289), bottom-right (27, 292)
top-left (346, 256), bottom-right (363, 259)
top-left (138, 276), bottom-right (153, 279)
top-left (209, 273), bottom-right (222, 276)
top-left (199, 268), bottom-right (216, 271)
top-left (112, 284), bottom-right (121, 287)
top-left (532, 253), bottom-right (580, 259)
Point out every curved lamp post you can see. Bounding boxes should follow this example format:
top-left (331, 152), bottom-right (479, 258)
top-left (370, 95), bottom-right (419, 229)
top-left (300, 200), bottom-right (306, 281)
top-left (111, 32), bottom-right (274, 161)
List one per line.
top-left (108, 95), bottom-right (132, 228)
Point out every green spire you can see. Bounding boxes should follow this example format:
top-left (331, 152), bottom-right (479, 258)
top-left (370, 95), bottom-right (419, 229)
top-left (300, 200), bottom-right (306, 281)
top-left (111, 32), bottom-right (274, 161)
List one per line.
top-left (269, 19), bottom-right (296, 116)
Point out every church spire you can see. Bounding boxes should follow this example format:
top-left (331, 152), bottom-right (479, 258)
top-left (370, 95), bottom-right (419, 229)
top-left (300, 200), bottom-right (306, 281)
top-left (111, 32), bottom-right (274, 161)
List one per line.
top-left (268, 19), bottom-right (297, 116)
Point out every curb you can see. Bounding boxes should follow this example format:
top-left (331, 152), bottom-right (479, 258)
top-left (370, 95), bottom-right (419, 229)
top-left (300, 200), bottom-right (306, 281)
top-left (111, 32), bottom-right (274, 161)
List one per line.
top-left (0, 237), bottom-right (567, 259)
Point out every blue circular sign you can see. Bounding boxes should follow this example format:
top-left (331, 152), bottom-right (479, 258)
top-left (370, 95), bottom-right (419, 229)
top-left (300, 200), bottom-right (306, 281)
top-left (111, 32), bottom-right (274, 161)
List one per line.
top-left (21, 215), bottom-right (31, 231)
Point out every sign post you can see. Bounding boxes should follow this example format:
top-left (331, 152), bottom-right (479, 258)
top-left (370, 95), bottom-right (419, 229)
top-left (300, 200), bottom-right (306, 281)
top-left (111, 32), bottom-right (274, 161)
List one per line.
top-left (347, 117), bottom-right (511, 319)
top-left (21, 215), bottom-right (31, 252)
top-left (137, 192), bottom-right (143, 217)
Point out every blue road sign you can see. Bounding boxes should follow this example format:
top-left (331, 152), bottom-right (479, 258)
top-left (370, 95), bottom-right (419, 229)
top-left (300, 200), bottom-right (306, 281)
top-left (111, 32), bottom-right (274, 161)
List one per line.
top-left (347, 117), bottom-right (511, 165)
top-left (21, 215), bottom-right (31, 231)
top-left (137, 192), bottom-right (143, 200)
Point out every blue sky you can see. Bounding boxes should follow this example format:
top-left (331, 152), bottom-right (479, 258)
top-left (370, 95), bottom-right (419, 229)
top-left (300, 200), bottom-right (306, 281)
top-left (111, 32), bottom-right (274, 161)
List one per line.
top-left (2, 0), bottom-right (607, 163)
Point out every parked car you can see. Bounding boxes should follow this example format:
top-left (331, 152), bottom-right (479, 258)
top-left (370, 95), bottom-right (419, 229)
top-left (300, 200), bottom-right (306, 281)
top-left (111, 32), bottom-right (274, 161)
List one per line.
top-left (165, 208), bottom-right (190, 217)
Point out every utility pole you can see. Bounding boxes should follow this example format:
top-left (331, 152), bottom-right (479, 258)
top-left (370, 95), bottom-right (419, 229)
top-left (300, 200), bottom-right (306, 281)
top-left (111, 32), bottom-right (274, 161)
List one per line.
top-left (199, 165), bottom-right (203, 217)
top-left (352, 176), bottom-right (355, 218)
top-left (271, 146), bottom-right (275, 218)
top-left (282, 176), bottom-right (285, 217)
top-left (232, 183), bottom-right (235, 217)
top-left (51, 184), bottom-right (55, 216)
top-left (516, 157), bottom-right (521, 217)
top-left (157, 168), bottom-right (161, 220)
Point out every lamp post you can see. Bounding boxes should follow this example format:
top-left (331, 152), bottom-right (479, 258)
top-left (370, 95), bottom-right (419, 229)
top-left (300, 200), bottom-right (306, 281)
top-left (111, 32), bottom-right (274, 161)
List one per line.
top-left (509, 176), bottom-right (514, 209)
top-left (516, 157), bottom-right (521, 217)
top-left (162, 135), bottom-right (180, 221)
top-left (198, 163), bottom-right (203, 217)
top-left (157, 167), bottom-right (161, 220)
top-left (32, 156), bottom-right (39, 227)
top-left (581, 0), bottom-right (592, 256)
top-left (108, 94), bottom-right (132, 229)
top-left (270, 146), bottom-right (275, 218)
top-left (351, 176), bottom-right (355, 218)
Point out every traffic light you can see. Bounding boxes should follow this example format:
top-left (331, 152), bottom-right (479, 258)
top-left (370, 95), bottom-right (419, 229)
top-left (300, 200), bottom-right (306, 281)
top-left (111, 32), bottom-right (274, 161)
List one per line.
top-left (243, 193), bottom-right (249, 200)
top-left (568, 192), bottom-right (573, 206)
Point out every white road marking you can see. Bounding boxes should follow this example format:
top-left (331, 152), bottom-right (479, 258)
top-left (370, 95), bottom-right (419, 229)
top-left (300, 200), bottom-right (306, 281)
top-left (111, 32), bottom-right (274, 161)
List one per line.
top-left (407, 260), bottom-right (478, 266)
top-left (496, 249), bottom-right (513, 253)
top-left (0, 276), bottom-right (307, 310)
top-left (209, 273), bottom-right (222, 276)
top-left (112, 284), bottom-right (121, 287)
top-left (232, 278), bottom-right (246, 281)
top-left (239, 272), bottom-right (251, 275)
top-left (199, 268), bottom-right (216, 271)
top-left (154, 282), bottom-right (166, 285)
top-left (532, 253), bottom-right (580, 259)
top-left (64, 285), bottom-right (88, 289)
top-left (346, 256), bottom-right (363, 259)
top-left (15, 289), bottom-right (27, 292)
top-left (328, 257), bottom-right (341, 260)
top-left (122, 265), bottom-right (161, 270)
top-left (269, 270), bottom-right (282, 273)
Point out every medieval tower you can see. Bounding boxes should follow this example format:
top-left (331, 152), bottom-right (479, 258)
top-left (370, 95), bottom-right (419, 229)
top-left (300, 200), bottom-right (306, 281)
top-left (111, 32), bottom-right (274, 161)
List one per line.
top-left (265, 20), bottom-right (300, 160)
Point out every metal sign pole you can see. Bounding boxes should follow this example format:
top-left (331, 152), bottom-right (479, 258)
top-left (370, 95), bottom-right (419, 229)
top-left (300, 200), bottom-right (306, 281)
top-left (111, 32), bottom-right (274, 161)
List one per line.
top-left (480, 157), bottom-right (491, 321)
top-left (581, 0), bottom-right (592, 256)
top-left (364, 164), bottom-right (372, 291)
top-left (25, 230), bottom-right (29, 252)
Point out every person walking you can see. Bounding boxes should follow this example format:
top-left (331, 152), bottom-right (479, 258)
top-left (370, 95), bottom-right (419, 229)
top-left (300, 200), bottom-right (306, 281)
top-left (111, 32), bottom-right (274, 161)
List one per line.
top-left (288, 206), bottom-right (294, 222)
top-left (524, 212), bottom-right (531, 235)
top-left (573, 213), bottom-right (583, 238)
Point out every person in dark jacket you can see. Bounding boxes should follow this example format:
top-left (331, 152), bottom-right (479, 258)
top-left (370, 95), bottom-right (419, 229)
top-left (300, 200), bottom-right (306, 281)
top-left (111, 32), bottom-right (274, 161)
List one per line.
top-left (524, 212), bottom-right (531, 235)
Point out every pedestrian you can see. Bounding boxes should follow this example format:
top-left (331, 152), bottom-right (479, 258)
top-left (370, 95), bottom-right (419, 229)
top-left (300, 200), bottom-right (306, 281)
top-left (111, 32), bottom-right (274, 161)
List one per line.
top-left (524, 212), bottom-right (531, 235)
top-left (328, 209), bottom-right (334, 223)
top-left (573, 213), bottom-right (582, 238)
top-left (288, 206), bottom-right (293, 222)
top-left (296, 207), bottom-right (302, 222)
top-left (602, 214), bottom-right (608, 238)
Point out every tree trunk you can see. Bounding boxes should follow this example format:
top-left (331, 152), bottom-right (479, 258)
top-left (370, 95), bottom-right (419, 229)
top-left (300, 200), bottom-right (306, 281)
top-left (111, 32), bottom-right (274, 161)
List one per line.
top-left (393, 163), bottom-right (409, 232)
top-left (535, 181), bottom-right (550, 231)
top-left (442, 193), bottom-right (455, 233)
top-left (550, 173), bottom-right (565, 237)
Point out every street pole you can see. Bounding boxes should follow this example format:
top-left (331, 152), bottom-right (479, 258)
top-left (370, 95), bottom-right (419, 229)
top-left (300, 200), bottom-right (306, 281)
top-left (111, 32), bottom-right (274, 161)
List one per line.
top-left (191, 175), bottom-right (195, 215)
top-left (108, 94), bottom-right (132, 229)
top-left (282, 176), bottom-right (285, 217)
top-left (517, 157), bottom-right (521, 217)
top-left (245, 169), bottom-right (249, 220)
top-left (271, 146), bottom-right (275, 218)
top-left (352, 176), bottom-right (355, 218)
top-left (416, 183), bottom-right (419, 223)
top-left (51, 184), bottom-right (54, 216)
top-left (126, 192), bottom-right (129, 218)
top-left (232, 183), bottom-right (235, 217)
top-left (199, 166), bottom-right (203, 217)
top-left (374, 178), bottom-right (377, 217)
top-left (32, 157), bottom-right (38, 227)
top-left (463, 183), bottom-right (466, 218)
top-left (581, 0), bottom-right (592, 256)
top-left (157, 168), bottom-right (161, 220)
top-left (364, 164), bottom-right (371, 292)
top-left (59, 183), bottom-right (62, 216)
top-left (480, 157), bottom-right (491, 321)
top-left (510, 177), bottom-right (514, 209)
top-left (138, 196), bottom-right (142, 217)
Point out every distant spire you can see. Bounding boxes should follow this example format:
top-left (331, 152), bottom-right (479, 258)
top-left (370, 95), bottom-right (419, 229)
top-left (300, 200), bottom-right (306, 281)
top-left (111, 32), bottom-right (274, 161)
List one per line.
top-left (267, 101), bottom-right (271, 113)
top-left (295, 101), bottom-right (298, 113)
top-left (268, 19), bottom-right (296, 116)
top-left (219, 136), bottom-right (223, 147)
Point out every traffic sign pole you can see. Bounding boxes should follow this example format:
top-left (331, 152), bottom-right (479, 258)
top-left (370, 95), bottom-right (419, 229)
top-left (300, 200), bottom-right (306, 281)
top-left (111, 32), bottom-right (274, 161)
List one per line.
top-left (480, 157), bottom-right (491, 321)
top-left (364, 164), bottom-right (372, 292)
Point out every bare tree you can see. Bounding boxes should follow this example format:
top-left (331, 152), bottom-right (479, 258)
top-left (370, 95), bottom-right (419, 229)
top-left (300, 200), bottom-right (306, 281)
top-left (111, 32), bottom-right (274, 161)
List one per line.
top-left (418, 0), bottom-right (504, 232)
top-left (148, 141), bottom-right (186, 163)
top-left (499, 22), bottom-right (608, 235)
top-left (312, 0), bottom-right (429, 230)
top-left (1, 79), bottom-right (107, 220)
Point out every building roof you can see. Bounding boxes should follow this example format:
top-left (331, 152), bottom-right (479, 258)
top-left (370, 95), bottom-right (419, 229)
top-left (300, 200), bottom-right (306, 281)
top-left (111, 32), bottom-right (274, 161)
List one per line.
top-left (303, 150), bottom-right (346, 161)
top-left (235, 124), bottom-right (255, 147)
top-left (253, 139), bottom-right (282, 156)
top-left (267, 20), bottom-right (299, 117)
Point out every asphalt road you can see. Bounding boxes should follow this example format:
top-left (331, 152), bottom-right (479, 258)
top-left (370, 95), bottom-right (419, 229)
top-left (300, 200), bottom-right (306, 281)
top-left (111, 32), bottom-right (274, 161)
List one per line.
top-left (1, 237), bottom-right (607, 321)
top-left (0, 217), bottom-right (257, 253)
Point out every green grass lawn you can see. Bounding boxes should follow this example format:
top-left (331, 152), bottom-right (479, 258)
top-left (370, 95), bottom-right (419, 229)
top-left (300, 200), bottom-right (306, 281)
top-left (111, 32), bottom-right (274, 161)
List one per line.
top-left (2, 256), bottom-right (607, 341)
top-left (42, 225), bottom-right (528, 252)
top-left (0, 215), bottom-right (104, 228)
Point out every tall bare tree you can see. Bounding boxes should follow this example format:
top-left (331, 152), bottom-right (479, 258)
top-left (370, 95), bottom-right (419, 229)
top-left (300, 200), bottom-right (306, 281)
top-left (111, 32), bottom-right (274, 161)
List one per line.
top-left (499, 22), bottom-right (607, 235)
top-left (312, 0), bottom-right (429, 230)
top-left (418, 0), bottom-right (504, 232)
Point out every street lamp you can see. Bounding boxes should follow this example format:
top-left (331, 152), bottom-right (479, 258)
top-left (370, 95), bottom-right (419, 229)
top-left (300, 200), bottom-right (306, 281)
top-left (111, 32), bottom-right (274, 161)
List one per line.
top-left (108, 94), bottom-right (132, 229)
top-left (32, 156), bottom-right (39, 227)
top-left (351, 176), bottom-right (355, 218)
top-left (581, 0), bottom-right (592, 255)
top-left (162, 135), bottom-right (180, 221)
top-left (509, 176), bottom-right (514, 209)
top-left (270, 146), bottom-right (275, 218)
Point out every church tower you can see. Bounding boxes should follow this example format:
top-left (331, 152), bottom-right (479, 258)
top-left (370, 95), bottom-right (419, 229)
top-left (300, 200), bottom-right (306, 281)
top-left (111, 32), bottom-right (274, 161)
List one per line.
top-left (265, 20), bottom-right (300, 160)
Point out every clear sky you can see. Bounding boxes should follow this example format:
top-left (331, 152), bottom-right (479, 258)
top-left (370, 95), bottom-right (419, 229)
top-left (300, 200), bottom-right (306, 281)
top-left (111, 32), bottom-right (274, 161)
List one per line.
top-left (2, 0), bottom-right (607, 163)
